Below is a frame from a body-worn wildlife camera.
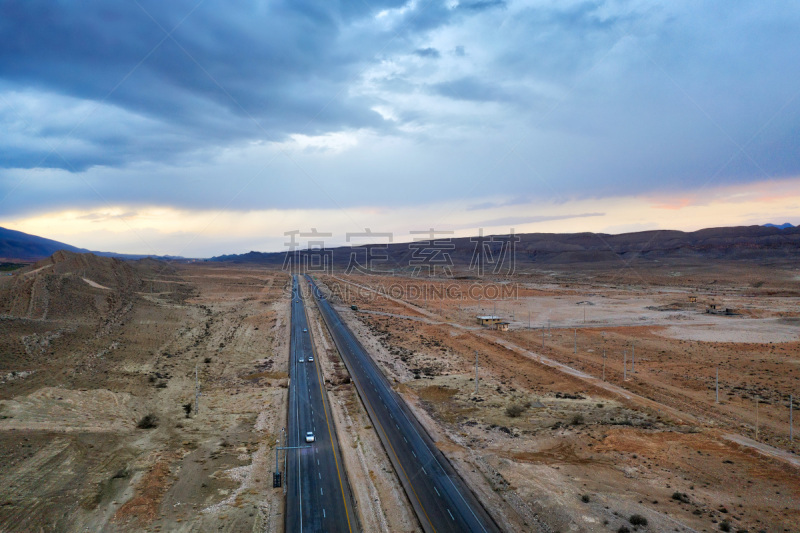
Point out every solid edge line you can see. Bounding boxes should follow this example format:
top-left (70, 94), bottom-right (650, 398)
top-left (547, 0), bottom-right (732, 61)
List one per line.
top-left (301, 283), bottom-right (356, 533)
top-left (306, 276), bottom-right (438, 533)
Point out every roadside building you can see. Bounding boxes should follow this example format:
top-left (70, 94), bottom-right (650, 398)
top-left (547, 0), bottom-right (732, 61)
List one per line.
top-left (476, 315), bottom-right (503, 326)
top-left (495, 322), bottom-right (510, 331)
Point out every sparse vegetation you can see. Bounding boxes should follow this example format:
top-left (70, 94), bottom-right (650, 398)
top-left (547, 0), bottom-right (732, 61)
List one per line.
top-left (629, 514), bottom-right (647, 526)
top-left (719, 521), bottom-right (731, 532)
top-left (136, 414), bottom-right (158, 429)
top-left (581, 494), bottom-right (590, 503)
top-left (672, 491), bottom-right (691, 503)
top-left (183, 402), bottom-right (192, 417)
top-left (505, 403), bottom-right (527, 418)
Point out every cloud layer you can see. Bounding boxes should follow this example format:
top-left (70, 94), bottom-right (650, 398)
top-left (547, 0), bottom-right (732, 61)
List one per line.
top-left (1, 0), bottom-right (799, 223)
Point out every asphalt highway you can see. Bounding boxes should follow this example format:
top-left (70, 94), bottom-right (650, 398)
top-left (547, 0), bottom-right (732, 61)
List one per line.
top-left (286, 275), bottom-right (359, 533)
top-left (305, 275), bottom-right (501, 533)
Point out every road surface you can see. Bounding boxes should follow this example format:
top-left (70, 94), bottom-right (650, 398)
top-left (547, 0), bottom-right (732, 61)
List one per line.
top-left (286, 275), bottom-right (359, 533)
top-left (306, 274), bottom-right (501, 533)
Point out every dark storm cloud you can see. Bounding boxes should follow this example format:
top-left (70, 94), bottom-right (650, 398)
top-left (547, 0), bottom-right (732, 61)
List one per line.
top-left (0, 0), bottom-right (417, 171)
top-left (432, 76), bottom-right (507, 102)
top-left (2, 0), bottom-right (800, 220)
top-left (414, 47), bottom-right (441, 59)
top-left (456, 0), bottom-right (507, 12)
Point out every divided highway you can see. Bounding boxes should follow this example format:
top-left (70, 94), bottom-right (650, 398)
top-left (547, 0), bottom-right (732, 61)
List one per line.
top-left (286, 275), bottom-right (359, 533)
top-left (305, 274), bottom-right (501, 533)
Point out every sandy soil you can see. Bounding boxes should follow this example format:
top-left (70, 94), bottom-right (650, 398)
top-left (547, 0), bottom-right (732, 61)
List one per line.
top-left (318, 268), bottom-right (800, 532)
top-left (0, 261), bottom-right (291, 532)
top-left (3, 255), bottom-right (798, 532)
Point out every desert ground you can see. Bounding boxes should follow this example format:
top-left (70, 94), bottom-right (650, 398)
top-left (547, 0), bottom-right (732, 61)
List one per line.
top-left (316, 261), bottom-right (800, 532)
top-left (0, 254), bottom-right (292, 532)
top-left (1, 253), bottom-right (799, 532)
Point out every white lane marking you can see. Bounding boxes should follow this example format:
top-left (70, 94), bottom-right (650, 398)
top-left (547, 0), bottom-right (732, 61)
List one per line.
top-left (403, 437), bottom-right (407, 443)
top-left (321, 487), bottom-right (324, 495)
top-left (317, 459), bottom-right (320, 465)
top-left (317, 282), bottom-right (489, 529)
top-left (422, 467), bottom-right (427, 475)
top-left (435, 486), bottom-right (440, 497)
top-left (323, 509), bottom-right (326, 518)
top-left (412, 451), bottom-right (416, 458)
top-left (448, 509), bottom-right (455, 521)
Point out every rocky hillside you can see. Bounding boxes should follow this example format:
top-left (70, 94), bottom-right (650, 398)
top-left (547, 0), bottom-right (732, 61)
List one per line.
top-left (0, 251), bottom-right (176, 321)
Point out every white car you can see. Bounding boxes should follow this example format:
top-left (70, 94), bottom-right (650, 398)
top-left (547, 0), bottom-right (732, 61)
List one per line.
top-left (305, 431), bottom-right (315, 443)
top-left (308, 356), bottom-right (314, 362)
top-left (303, 328), bottom-right (307, 333)
top-left (299, 358), bottom-right (304, 363)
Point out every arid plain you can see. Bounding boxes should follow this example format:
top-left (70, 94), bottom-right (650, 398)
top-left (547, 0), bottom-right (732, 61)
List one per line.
top-left (1, 252), bottom-right (798, 532)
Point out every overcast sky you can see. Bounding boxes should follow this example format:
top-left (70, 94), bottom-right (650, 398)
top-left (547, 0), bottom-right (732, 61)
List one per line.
top-left (1, 0), bottom-right (799, 256)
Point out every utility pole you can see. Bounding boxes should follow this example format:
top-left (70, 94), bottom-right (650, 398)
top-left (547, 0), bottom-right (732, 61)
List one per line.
top-left (715, 368), bottom-right (719, 403)
top-left (274, 432), bottom-right (281, 487)
top-left (194, 364), bottom-right (200, 415)
top-left (283, 429), bottom-right (288, 495)
top-left (574, 329), bottom-right (577, 354)
top-left (272, 427), bottom-right (286, 491)
top-left (632, 342), bottom-right (635, 372)
top-left (791, 394), bottom-right (794, 442)
top-left (584, 307), bottom-right (586, 324)
top-left (602, 332), bottom-right (606, 381)
top-left (756, 398), bottom-right (759, 441)
top-left (528, 310), bottom-right (531, 329)
top-left (624, 350), bottom-right (627, 380)
top-left (474, 350), bottom-right (479, 396)
top-left (542, 327), bottom-right (545, 349)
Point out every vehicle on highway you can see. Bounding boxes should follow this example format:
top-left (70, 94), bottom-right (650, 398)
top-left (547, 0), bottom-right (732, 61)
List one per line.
top-left (303, 328), bottom-right (307, 332)
top-left (299, 358), bottom-right (304, 363)
top-left (305, 431), bottom-right (315, 443)
top-left (308, 356), bottom-right (314, 362)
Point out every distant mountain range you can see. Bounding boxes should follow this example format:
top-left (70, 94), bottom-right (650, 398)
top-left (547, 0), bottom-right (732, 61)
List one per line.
top-left (211, 224), bottom-right (800, 268)
top-left (2, 223), bottom-right (798, 265)
top-left (0, 226), bottom-right (88, 259)
top-left (0, 226), bottom-right (185, 261)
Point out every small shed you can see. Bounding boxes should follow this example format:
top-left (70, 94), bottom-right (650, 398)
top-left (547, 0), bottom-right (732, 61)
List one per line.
top-left (477, 315), bottom-right (503, 326)
top-left (688, 296), bottom-right (697, 303)
top-left (495, 321), bottom-right (510, 331)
